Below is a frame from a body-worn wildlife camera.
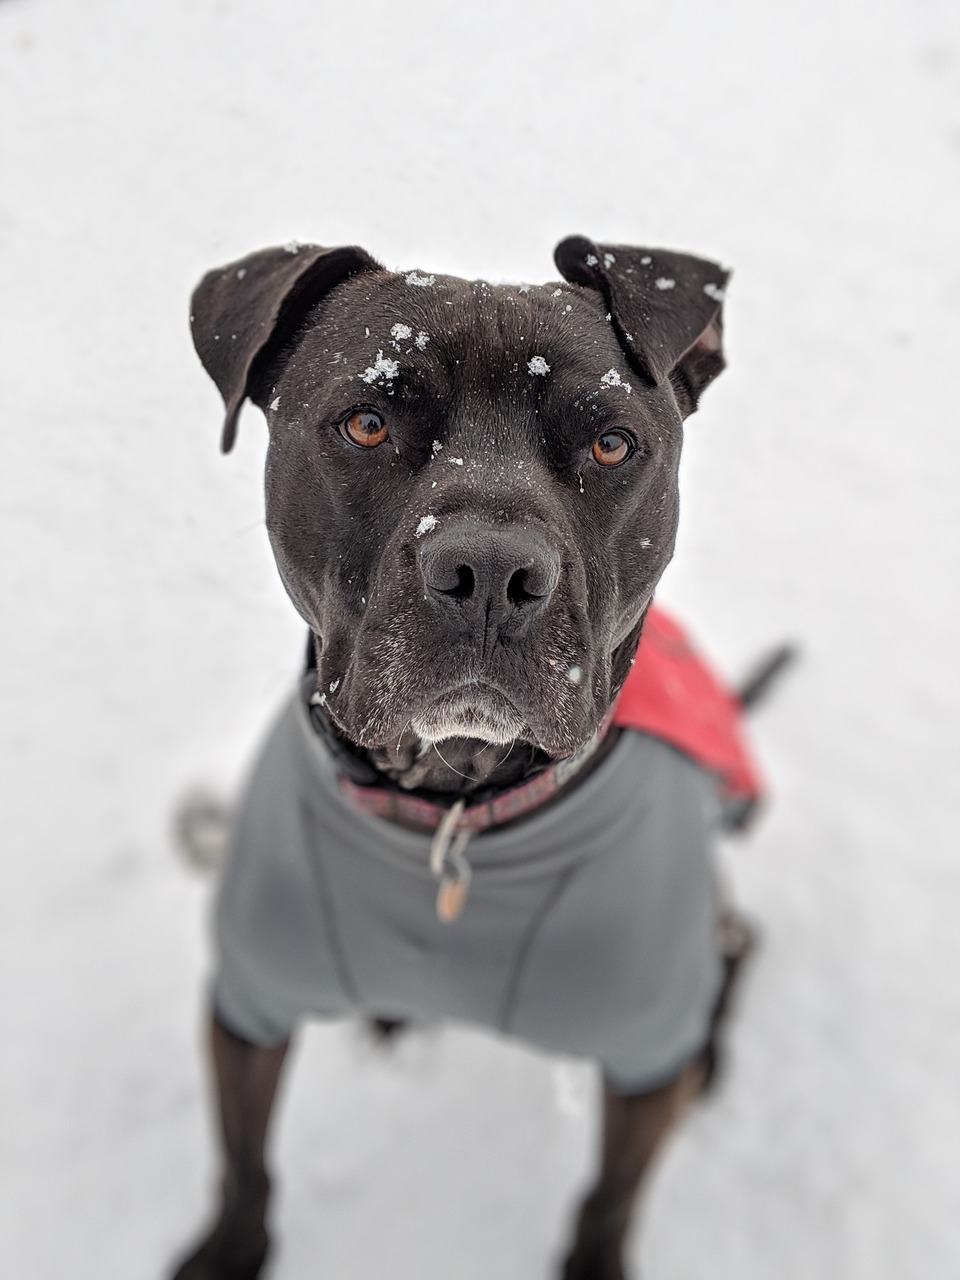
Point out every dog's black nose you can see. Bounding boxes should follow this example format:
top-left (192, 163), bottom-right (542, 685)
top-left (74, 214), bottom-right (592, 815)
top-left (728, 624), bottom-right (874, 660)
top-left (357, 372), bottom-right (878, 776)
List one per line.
top-left (419, 521), bottom-right (561, 640)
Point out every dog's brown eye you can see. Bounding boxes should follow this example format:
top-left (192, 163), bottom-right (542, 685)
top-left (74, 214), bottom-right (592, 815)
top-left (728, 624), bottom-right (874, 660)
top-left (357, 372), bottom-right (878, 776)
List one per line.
top-left (341, 410), bottom-right (389, 448)
top-left (592, 431), bottom-right (632, 467)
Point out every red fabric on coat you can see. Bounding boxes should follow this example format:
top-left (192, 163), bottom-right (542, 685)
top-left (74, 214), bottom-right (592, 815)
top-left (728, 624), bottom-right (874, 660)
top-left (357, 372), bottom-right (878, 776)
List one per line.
top-left (612, 606), bottom-right (763, 804)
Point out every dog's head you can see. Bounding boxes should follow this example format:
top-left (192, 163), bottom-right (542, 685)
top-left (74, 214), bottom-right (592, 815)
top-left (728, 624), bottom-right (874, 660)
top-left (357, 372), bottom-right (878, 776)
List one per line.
top-left (190, 238), bottom-right (728, 760)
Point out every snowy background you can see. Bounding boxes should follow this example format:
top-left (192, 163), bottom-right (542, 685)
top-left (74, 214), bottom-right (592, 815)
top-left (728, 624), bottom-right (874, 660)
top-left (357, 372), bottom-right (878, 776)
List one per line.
top-left (2, 0), bottom-right (958, 1276)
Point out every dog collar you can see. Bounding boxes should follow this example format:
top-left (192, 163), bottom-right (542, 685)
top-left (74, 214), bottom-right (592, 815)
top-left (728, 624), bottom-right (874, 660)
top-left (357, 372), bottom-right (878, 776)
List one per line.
top-left (308, 688), bottom-right (614, 923)
top-left (334, 714), bottom-right (613, 835)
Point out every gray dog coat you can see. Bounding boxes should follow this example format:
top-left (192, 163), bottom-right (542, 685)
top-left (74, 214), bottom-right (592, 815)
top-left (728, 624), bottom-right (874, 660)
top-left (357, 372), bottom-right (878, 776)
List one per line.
top-left (212, 678), bottom-right (725, 1092)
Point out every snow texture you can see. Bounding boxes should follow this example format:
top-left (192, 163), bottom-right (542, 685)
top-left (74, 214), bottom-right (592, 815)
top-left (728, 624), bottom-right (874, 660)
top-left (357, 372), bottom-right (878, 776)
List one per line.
top-left (2, 3), bottom-right (959, 1280)
top-left (415, 514), bottom-right (438, 537)
top-left (528, 355), bottom-right (550, 376)
top-left (655, 277), bottom-right (676, 290)
top-left (390, 322), bottom-right (413, 341)
top-left (600, 368), bottom-right (632, 393)
top-left (405, 270), bottom-right (436, 287)
top-left (359, 351), bottom-right (400, 384)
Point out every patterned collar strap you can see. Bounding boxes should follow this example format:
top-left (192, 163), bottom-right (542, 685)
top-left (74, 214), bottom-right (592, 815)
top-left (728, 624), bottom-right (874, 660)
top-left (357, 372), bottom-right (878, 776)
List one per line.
top-left (337, 710), bottom-right (614, 838)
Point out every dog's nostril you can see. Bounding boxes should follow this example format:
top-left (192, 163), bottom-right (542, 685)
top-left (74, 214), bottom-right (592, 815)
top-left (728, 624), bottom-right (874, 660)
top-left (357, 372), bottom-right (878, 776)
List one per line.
top-left (509, 553), bottom-right (560, 603)
top-left (436, 565), bottom-right (474, 600)
top-left (507, 567), bottom-right (543, 606)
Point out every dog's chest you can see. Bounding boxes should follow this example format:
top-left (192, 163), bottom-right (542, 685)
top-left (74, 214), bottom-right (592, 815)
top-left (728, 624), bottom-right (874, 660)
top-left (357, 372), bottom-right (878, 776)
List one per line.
top-left (215, 689), bottom-right (721, 1088)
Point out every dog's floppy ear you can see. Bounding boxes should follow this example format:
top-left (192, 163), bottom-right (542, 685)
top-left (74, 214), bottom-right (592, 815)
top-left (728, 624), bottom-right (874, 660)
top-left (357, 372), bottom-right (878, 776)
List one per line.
top-left (554, 235), bottom-right (730, 416)
top-left (190, 243), bottom-right (380, 452)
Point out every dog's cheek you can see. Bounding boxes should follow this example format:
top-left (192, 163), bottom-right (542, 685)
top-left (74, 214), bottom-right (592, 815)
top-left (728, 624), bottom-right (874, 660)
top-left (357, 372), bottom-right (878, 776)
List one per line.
top-left (584, 465), bottom-right (680, 655)
top-left (324, 608), bottom-right (435, 747)
top-left (309, 539), bottom-right (433, 744)
top-left (263, 420), bottom-right (390, 607)
top-left (263, 443), bottom-right (342, 630)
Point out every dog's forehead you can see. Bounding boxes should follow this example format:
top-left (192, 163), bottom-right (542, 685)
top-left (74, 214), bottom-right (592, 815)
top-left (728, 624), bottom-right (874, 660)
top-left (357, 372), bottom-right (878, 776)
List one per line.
top-left (315, 269), bottom-right (629, 383)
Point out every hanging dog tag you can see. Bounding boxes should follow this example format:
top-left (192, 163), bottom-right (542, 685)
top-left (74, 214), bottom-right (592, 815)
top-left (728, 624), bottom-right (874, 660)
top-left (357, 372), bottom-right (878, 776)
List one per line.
top-left (430, 814), bottom-right (473, 924)
top-left (436, 872), bottom-right (470, 923)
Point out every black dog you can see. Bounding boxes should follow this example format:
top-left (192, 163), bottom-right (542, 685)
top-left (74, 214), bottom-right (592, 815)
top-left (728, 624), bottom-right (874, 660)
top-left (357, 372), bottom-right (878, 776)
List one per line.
top-left (172, 236), bottom-right (751, 1280)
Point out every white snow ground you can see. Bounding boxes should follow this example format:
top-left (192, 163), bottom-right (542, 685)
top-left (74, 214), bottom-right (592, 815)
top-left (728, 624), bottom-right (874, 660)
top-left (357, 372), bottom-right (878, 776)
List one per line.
top-left (1, 0), bottom-right (958, 1276)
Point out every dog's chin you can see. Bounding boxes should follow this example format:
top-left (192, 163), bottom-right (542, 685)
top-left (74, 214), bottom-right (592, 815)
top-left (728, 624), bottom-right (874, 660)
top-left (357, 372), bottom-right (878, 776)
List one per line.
top-left (410, 687), bottom-right (528, 747)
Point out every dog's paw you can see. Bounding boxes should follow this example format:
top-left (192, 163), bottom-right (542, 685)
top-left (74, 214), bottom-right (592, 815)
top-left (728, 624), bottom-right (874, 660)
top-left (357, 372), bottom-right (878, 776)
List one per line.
top-left (173, 789), bottom-right (231, 873)
top-left (560, 1245), bottom-right (627, 1280)
top-left (168, 1221), bottom-right (269, 1280)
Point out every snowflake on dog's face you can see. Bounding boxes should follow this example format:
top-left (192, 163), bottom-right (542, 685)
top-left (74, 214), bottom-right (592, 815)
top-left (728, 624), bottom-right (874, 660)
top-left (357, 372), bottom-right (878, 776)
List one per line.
top-left (359, 352), bottom-right (399, 386)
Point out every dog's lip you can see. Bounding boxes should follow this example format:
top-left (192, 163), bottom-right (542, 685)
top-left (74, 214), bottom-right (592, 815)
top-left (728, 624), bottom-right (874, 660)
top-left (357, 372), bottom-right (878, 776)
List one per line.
top-left (419, 679), bottom-right (522, 715)
top-left (410, 680), bottom-right (528, 737)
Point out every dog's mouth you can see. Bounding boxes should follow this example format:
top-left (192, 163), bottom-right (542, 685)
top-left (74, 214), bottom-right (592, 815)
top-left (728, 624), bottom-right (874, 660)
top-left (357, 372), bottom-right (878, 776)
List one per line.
top-left (408, 683), bottom-right (529, 746)
top-left (319, 623), bottom-right (604, 760)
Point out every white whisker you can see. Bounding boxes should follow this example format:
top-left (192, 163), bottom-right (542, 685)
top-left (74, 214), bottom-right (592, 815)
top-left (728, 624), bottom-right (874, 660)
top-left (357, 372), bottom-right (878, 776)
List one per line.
top-left (432, 741), bottom-right (481, 783)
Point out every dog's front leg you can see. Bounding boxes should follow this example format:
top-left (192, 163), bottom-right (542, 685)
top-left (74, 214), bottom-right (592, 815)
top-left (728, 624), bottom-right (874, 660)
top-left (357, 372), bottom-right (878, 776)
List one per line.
top-left (171, 1014), bottom-right (290, 1280)
top-left (560, 1064), bottom-right (702, 1280)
